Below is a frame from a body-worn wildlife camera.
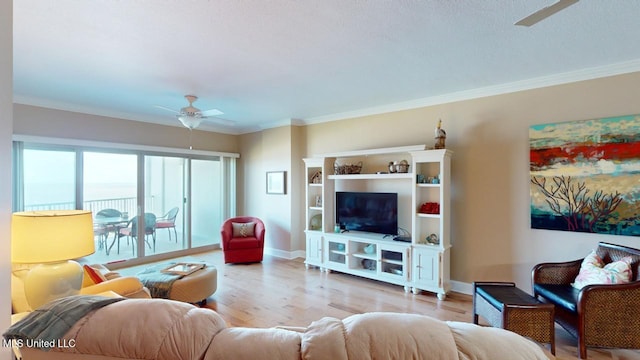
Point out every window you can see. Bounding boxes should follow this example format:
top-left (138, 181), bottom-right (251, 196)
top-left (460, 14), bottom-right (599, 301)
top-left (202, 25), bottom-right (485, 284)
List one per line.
top-left (13, 138), bottom-right (237, 266)
top-left (83, 152), bottom-right (138, 261)
top-left (145, 155), bottom-right (186, 253)
top-left (18, 147), bottom-right (76, 211)
top-left (191, 158), bottom-right (223, 248)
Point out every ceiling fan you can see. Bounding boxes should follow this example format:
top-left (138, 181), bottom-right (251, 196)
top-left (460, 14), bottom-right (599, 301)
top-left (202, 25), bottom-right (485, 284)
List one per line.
top-left (156, 95), bottom-right (233, 130)
top-left (515, 0), bottom-right (579, 27)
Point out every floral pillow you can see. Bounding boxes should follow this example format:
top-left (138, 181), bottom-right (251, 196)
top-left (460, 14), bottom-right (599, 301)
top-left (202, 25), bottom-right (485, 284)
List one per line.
top-left (572, 250), bottom-right (633, 289)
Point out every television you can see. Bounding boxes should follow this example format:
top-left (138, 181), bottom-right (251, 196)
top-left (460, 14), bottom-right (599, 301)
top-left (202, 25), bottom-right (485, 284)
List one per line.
top-left (335, 191), bottom-right (398, 236)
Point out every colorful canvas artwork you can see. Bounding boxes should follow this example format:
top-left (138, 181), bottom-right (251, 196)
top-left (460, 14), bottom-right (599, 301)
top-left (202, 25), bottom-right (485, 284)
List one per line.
top-left (529, 114), bottom-right (640, 236)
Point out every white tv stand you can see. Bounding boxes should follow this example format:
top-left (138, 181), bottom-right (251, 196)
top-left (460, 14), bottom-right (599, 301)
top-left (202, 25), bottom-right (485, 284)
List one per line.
top-left (323, 231), bottom-right (411, 291)
top-left (303, 145), bottom-right (452, 300)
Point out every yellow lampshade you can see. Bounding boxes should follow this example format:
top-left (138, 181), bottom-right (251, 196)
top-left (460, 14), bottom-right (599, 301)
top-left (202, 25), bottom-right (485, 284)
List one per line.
top-left (11, 210), bottom-right (95, 263)
top-left (11, 210), bottom-right (96, 309)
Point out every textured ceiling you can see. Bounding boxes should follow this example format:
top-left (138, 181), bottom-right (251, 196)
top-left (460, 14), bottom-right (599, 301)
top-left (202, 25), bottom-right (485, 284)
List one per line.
top-left (13, 1), bottom-right (640, 134)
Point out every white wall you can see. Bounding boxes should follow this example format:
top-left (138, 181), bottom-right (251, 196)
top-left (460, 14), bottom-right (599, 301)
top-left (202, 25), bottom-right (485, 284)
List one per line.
top-left (239, 126), bottom-right (298, 257)
top-left (1, 1), bottom-right (12, 357)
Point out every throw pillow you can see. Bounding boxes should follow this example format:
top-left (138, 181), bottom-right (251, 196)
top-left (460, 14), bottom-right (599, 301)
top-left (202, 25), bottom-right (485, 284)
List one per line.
top-left (82, 265), bottom-right (108, 287)
top-left (573, 251), bottom-right (633, 289)
top-left (232, 222), bottom-right (256, 237)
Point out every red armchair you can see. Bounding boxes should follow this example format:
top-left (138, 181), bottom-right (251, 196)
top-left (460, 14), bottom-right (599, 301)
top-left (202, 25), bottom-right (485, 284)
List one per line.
top-left (220, 216), bottom-right (265, 264)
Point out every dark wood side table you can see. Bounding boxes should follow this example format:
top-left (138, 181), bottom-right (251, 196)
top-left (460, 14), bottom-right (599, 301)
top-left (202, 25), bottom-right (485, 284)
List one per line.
top-left (473, 281), bottom-right (555, 355)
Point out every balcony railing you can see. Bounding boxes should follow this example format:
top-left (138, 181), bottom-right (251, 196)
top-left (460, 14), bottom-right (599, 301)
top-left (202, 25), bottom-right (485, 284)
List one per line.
top-left (25, 197), bottom-right (142, 216)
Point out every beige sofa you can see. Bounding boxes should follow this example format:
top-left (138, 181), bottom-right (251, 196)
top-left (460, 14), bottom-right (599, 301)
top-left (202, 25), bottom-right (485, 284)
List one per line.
top-left (15, 298), bottom-right (553, 360)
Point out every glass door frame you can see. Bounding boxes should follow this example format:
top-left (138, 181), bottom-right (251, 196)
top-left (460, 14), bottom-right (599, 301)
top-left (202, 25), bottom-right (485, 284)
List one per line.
top-left (12, 136), bottom-right (238, 268)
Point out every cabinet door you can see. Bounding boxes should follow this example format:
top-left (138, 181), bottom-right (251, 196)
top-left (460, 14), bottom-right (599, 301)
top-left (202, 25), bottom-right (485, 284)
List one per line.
top-left (325, 237), bottom-right (348, 270)
top-left (305, 233), bottom-right (323, 268)
top-left (379, 245), bottom-right (408, 280)
top-left (412, 248), bottom-right (440, 288)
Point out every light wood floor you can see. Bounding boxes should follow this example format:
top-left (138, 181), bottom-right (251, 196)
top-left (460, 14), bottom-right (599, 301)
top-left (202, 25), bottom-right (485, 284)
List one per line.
top-left (123, 251), bottom-right (640, 360)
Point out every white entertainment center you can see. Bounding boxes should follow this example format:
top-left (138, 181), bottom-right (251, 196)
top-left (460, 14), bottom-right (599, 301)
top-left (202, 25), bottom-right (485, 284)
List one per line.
top-left (304, 145), bottom-right (452, 299)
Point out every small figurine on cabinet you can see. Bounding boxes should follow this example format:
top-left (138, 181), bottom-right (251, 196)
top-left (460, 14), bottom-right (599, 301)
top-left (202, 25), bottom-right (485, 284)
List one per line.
top-left (310, 171), bottom-right (322, 184)
top-left (434, 119), bottom-right (446, 149)
top-left (426, 233), bottom-right (439, 245)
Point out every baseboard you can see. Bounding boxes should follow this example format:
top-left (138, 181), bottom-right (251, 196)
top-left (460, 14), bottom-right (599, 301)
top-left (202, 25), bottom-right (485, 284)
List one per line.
top-left (450, 280), bottom-right (473, 295)
top-left (264, 247), bottom-right (305, 260)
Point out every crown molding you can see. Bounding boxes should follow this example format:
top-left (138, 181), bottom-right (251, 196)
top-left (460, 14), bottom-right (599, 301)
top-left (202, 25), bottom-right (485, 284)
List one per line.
top-left (302, 59), bottom-right (640, 125)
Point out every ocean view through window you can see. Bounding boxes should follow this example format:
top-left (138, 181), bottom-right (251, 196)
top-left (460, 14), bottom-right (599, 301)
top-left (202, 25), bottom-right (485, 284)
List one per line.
top-left (13, 139), bottom-right (237, 266)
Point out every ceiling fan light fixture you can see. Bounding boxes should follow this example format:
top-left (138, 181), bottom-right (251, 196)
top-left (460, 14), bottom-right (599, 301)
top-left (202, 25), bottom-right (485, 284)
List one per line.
top-left (177, 115), bottom-right (203, 130)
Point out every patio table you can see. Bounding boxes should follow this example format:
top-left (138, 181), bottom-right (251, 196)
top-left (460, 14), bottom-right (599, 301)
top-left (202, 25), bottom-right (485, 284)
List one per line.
top-left (94, 216), bottom-right (129, 255)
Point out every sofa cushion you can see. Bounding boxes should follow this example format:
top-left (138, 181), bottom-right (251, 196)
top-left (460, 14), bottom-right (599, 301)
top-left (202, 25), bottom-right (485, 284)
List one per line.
top-left (534, 284), bottom-right (579, 313)
top-left (57, 299), bottom-right (226, 360)
top-left (573, 251), bottom-right (633, 289)
top-left (226, 236), bottom-right (261, 250)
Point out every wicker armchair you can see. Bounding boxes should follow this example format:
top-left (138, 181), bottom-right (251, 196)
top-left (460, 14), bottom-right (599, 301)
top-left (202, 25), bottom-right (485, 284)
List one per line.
top-left (532, 242), bottom-right (640, 359)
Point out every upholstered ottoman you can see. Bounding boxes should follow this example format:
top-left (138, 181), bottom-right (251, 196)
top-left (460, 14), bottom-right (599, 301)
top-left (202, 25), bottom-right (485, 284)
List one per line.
top-left (137, 264), bottom-right (217, 305)
top-left (168, 265), bottom-right (217, 305)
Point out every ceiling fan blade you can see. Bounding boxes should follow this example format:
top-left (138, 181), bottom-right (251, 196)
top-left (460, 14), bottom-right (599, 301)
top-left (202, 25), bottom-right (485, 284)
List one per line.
top-left (154, 105), bottom-right (181, 114)
top-left (205, 116), bottom-right (237, 127)
top-left (200, 108), bottom-right (224, 117)
top-left (515, 0), bottom-right (579, 27)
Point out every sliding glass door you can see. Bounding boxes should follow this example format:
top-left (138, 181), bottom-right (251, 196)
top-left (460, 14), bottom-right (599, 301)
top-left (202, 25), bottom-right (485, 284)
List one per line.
top-left (83, 152), bottom-right (138, 261)
top-left (145, 155), bottom-right (186, 255)
top-left (19, 147), bottom-right (76, 211)
top-left (191, 158), bottom-right (223, 247)
top-left (13, 140), bottom-right (237, 267)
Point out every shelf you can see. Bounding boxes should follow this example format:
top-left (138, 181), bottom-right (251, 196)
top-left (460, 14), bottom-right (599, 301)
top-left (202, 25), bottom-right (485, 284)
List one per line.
top-left (326, 231), bottom-right (411, 246)
top-left (308, 183), bottom-right (323, 187)
top-left (414, 243), bottom-right (451, 250)
top-left (381, 270), bottom-right (404, 277)
top-left (330, 250), bottom-right (346, 255)
top-left (309, 206), bottom-right (322, 211)
top-left (417, 213), bottom-right (440, 218)
top-left (319, 144), bottom-right (426, 158)
top-left (381, 258), bottom-right (403, 266)
top-left (352, 252), bottom-right (377, 260)
top-left (328, 173), bottom-right (413, 180)
top-left (417, 183), bottom-right (440, 188)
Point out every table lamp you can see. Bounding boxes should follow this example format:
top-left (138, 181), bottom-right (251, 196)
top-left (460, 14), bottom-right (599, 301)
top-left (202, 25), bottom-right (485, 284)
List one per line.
top-left (11, 210), bottom-right (95, 309)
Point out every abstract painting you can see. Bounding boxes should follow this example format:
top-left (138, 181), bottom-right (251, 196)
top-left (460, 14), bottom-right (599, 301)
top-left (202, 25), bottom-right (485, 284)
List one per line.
top-left (529, 114), bottom-right (640, 236)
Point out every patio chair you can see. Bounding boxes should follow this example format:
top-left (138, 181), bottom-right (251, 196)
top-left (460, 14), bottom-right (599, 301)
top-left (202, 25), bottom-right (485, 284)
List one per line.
top-left (118, 213), bottom-right (157, 254)
top-left (94, 208), bottom-right (124, 253)
top-left (155, 207), bottom-right (179, 242)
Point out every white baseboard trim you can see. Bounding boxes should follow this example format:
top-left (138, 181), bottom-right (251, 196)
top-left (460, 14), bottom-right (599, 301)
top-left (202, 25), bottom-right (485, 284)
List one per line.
top-left (265, 247), bottom-right (305, 260)
top-left (450, 280), bottom-right (473, 295)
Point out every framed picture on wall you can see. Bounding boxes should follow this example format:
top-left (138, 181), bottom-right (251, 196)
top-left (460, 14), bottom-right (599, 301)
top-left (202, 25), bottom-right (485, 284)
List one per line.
top-left (266, 171), bottom-right (286, 194)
